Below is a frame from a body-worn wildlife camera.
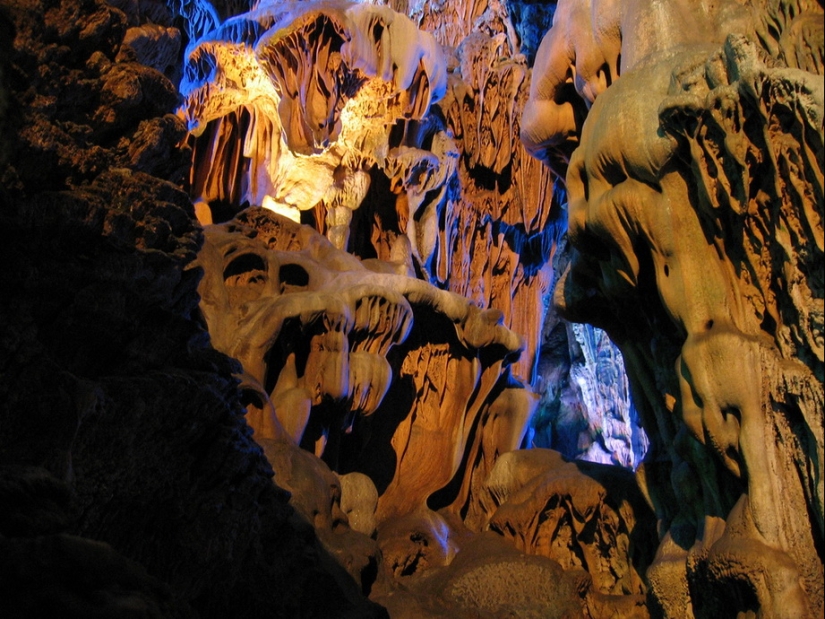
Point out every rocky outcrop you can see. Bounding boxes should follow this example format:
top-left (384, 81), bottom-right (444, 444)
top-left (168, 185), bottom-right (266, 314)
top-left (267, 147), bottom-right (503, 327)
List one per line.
top-left (0, 1), bottom-right (386, 617)
top-left (12, 0), bottom-right (818, 618)
top-left (179, 0), bottom-right (564, 385)
top-left (195, 206), bottom-right (531, 527)
top-left (369, 452), bottom-right (654, 619)
top-left (190, 200), bottom-right (654, 616)
top-left (481, 449), bottom-right (655, 597)
top-left (179, 1), bottom-right (448, 238)
top-left (523, 1), bottom-right (824, 617)
top-left (176, 2), bottom-right (657, 617)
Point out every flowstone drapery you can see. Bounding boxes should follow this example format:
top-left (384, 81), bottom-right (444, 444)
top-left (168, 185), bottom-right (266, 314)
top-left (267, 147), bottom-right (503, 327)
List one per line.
top-left (9, 0), bottom-right (821, 617)
top-left (16, 0), bottom-right (823, 617)
top-left (195, 206), bottom-right (531, 525)
top-left (523, 1), bottom-right (824, 617)
top-left (179, 1), bottom-right (656, 617)
top-left (179, 0), bottom-right (565, 384)
top-left (179, 1), bottom-right (449, 246)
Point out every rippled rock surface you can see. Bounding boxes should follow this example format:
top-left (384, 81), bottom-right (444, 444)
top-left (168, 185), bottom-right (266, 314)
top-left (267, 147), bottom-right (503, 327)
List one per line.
top-left (524, 1), bottom-right (824, 617)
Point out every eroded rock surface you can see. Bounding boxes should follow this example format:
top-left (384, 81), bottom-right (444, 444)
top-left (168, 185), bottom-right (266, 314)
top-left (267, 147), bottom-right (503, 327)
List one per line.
top-left (482, 449), bottom-right (655, 597)
top-left (191, 204), bottom-right (650, 617)
top-left (195, 207), bottom-right (531, 526)
top-left (175, 1), bottom-right (661, 617)
top-left (524, 1), bottom-right (824, 617)
top-left (179, 0), bottom-right (564, 386)
top-left (13, 0), bottom-right (817, 618)
top-left (432, 26), bottom-right (563, 383)
top-left (0, 1), bottom-right (386, 617)
top-left (179, 1), bottom-right (448, 231)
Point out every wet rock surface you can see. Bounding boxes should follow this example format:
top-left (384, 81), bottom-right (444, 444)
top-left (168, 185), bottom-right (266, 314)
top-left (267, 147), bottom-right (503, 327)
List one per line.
top-left (524, 0), bottom-right (824, 617)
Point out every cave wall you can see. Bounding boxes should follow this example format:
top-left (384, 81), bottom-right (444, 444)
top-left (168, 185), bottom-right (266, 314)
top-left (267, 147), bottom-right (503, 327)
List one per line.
top-left (2, 0), bottom-right (821, 618)
top-left (167, 3), bottom-right (652, 616)
top-left (179, 0), bottom-right (565, 387)
top-left (0, 1), bottom-right (654, 617)
top-left (0, 1), bottom-right (385, 617)
top-left (176, 0), bottom-right (640, 476)
top-left (522, 0), bottom-right (824, 617)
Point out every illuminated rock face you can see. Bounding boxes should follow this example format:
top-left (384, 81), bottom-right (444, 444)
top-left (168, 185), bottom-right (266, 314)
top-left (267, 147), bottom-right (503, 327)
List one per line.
top-left (195, 207), bottom-right (531, 523)
top-left (5, 0), bottom-right (821, 617)
top-left (179, 1), bottom-right (449, 237)
top-left (0, 0), bottom-right (720, 617)
top-left (179, 3), bottom-right (664, 616)
top-left (524, 1), bottom-right (824, 617)
top-left (482, 449), bottom-right (656, 598)
top-left (179, 0), bottom-right (563, 385)
top-left (181, 2), bottom-right (655, 616)
top-left (433, 27), bottom-right (562, 384)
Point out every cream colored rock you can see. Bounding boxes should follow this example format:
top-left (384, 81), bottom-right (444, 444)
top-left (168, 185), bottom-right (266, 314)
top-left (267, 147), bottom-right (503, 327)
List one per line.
top-left (196, 207), bottom-right (412, 449)
top-left (482, 449), bottom-right (655, 597)
top-left (179, 0), bottom-right (453, 255)
top-left (258, 438), bottom-right (380, 593)
top-left (376, 508), bottom-right (460, 578)
top-left (338, 471), bottom-right (379, 537)
top-left (520, 0), bottom-right (753, 178)
top-left (406, 0), bottom-right (519, 50)
top-left (181, 0), bottom-right (561, 389)
top-left (195, 207), bottom-right (530, 529)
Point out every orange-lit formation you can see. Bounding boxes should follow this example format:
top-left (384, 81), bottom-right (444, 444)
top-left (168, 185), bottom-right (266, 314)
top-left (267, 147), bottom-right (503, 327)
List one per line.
top-left (0, 0), bottom-right (821, 618)
top-left (524, 1), bottom-right (824, 617)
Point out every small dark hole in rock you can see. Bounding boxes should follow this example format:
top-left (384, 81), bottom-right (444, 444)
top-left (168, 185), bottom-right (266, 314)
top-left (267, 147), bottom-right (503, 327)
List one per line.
top-left (279, 263), bottom-right (309, 287)
top-left (223, 253), bottom-right (267, 280)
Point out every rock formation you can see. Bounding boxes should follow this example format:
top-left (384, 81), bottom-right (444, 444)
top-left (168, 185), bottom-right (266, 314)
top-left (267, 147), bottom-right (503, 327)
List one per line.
top-left (191, 203), bottom-right (654, 617)
top-left (523, 0), bottom-right (824, 617)
top-left (194, 206), bottom-right (531, 527)
top-left (2, 0), bottom-right (821, 618)
top-left (179, 0), bottom-right (564, 385)
top-left (0, 1), bottom-right (385, 617)
top-left (179, 1), bottom-right (448, 241)
top-left (172, 0), bottom-right (660, 614)
top-left (1, 0), bottom-right (656, 616)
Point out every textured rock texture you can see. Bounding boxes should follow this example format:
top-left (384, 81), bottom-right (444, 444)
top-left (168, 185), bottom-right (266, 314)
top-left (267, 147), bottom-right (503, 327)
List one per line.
top-left (179, 1), bottom-right (448, 233)
top-left (1, 0), bottom-right (650, 617)
top-left (10, 0), bottom-right (821, 618)
top-left (179, 0), bottom-right (564, 386)
top-left (482, 449), bottom-right (655, 596)
top-left (0, 1), bottom-right (386, 617)
top-left (523, 1), bottom-right (824, 617)
top-left (195, 206), bottom-right (531, 529)
top-left (176, 0), bottom-right (657, 617)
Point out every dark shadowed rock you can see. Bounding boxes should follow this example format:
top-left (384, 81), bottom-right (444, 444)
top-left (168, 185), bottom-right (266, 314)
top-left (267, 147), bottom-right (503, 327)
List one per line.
top-left (0, 1), bottom-right (388, 617)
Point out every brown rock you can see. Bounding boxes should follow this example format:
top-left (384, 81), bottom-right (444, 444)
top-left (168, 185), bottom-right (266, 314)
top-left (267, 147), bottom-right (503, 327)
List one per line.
top-left (523, 1), bottom-right (825, 617)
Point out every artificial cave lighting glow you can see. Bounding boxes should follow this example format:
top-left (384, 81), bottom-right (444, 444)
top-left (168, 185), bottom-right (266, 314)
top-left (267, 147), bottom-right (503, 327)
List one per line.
top-left (262, 195), bottom-right (302, 223)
